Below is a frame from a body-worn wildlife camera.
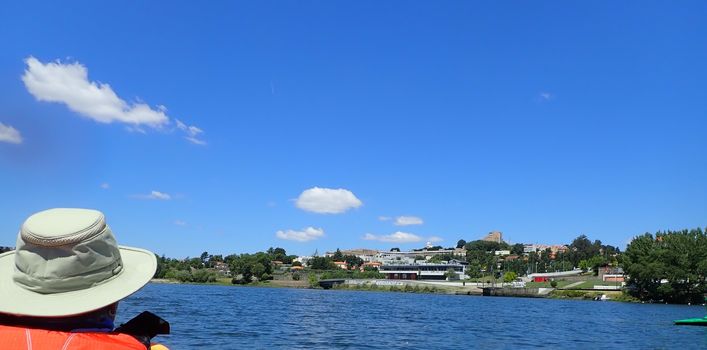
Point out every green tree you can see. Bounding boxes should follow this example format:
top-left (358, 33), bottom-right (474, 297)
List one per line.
top-left (444, 268), bottom-right (458, 280)
top-left (622, 228), bottom-right (707, 303)
top-left (429, 253), bottom-right (455, 263)
top-left (252, 262), bottom-right (266, 280)
top-left (510, 243), bottom-right (525, 256)
top-left (503, 271), bottom-right (517, 283)
top-left (309, 256), bottom-right (335, 270)
top-left (456, 239), bottom-right (467, 249)
top-left (332, 248), bottom-right (344, 261)
top-left (343, 255), bottom-right (363, 269)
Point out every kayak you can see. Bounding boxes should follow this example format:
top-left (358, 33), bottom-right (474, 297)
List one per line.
top-left (674, 317), bottom-right (707, 326)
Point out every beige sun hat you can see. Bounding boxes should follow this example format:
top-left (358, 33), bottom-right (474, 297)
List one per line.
top-left (0, 208), bottom-right (156, 317)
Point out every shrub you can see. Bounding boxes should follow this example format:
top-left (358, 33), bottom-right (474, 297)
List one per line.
top-left (308, 273), bottom-right (318, 288)
top-left (550, 280), bottom-right (558, 288)
top-left (192, 269), bottom-right (218, 283)
top-left (174, 270), bottom-right (192, 282)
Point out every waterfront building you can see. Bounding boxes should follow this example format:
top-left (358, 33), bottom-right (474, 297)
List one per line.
top-left (376, 247), bottom-right (465, 261)
top-left (599, 266), bottom-right (625, 283)
top-left (378, 260), bottom-right (469, 280)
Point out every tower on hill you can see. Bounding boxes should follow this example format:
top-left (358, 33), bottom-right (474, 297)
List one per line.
top-left (482, 231), bottom-right (503, 243)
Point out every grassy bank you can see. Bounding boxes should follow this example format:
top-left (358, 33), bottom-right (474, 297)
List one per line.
top-left (332, 282), bottom-right (447, 294)
top-left (550, 289), bottom-right (639, 302)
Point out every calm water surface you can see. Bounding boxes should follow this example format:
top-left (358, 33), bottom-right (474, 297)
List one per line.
top-left (118, 283), bottom-right (707, 349)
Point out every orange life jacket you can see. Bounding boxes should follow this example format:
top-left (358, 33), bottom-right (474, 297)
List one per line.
top-left (0, 325), bottom-right (168, 350)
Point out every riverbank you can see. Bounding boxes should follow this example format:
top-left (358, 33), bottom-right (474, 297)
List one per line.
top-left (151, 278), bottom-right (310, 288)
top-left (150, 277), bottom-right (648, 304)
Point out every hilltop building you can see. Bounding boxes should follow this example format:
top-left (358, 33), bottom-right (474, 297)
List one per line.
top-left (482, 231), bottom-right (504, 243)
top-left (324, 248), bottom-right (466, 264)
top-left (325, 249), bottom-right (379, 262)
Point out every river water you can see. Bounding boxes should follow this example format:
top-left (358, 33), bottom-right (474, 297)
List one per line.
top-left (117, 283), bottom-right (707, 349)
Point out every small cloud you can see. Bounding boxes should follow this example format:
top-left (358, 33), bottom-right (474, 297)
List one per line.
top-left (276, 227), bottom-right (325, 242)
top-left (147, 191), bottom-right (171, 200)
top-left (363, 231), bottom-right (422, 243)
top-left (0, 122), bottom-right (23, 144)
top-left (539, 92), bottom-right (554, 102)
top-left (133, 190), bottom-right (172, 200)
top-left (295, 187), bottom-right (362, 214)
top-left (174, 220), bottom-right (187, 226)
top-left (100, 183), bottom-right (110, 189)
top-left (176, 119), bottom-right (206, 145)
top-left (394, 216), bottom-right (424, 226)
top-left (378, 216), bottom-right (391, 221)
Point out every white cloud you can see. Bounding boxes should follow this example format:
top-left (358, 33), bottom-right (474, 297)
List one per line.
top-left (22, 57), bottom-right (169, 127)
top-left (147, 191), bottom-right (171, 200)
top-left (174, 220), bottom-right (187, 226)
top-left (394, 216), bottom-right (424, 226)
top-left (378, 216), bottom-right (391, 221)
top-left (276, 227), bottom-right (325, 242)
top-left (133, 190), bottom-right (172, 200)
top-left (539, 92), bottom-right (554, 101)
top-left (176, 119), bottom-right (206, 146)
top-left (0, 122), bottom-right (23, 144)
top-left (21, 57), bottom-right (207, 145)
top-left (100, 183), bottom-right (110, 189)
top-left (295, 187), bottom-right (362, 214)
top-left (363, 231), bottom-right (422, 243)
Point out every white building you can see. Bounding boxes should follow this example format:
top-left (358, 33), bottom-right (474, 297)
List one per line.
top-left (378, 260), bottom-right (469, 280)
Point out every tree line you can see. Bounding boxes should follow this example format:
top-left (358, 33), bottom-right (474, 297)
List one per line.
top-left (154, 246), bottom-right (384, 285)
top-left (622, 227), bottom-right (707, 304)
top-left (154, 247), bottom-right (298, 284)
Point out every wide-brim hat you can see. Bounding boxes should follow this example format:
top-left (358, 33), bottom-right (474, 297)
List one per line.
top-left (0, 208), bottom-right (156, 317)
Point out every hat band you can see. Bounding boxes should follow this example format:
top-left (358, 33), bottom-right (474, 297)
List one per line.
top-left (13, 259), bottom-right (124, 294)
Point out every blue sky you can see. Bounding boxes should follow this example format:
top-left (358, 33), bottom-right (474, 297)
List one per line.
top-left (1, 1), bottom-right (705, 258)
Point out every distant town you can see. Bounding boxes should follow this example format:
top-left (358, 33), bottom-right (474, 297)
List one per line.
top-left (142, 229), bottom-right (625, 301)
top-left (6, 227), bottom-right (700, 304)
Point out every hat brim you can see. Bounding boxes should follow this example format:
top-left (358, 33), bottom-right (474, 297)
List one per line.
top-left (0, 246), bottom-right (156, 317)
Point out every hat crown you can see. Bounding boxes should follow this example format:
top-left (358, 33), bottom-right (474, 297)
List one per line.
top-left (21, 208), bottom-right (106, 247)
top-left (13, 208), bottom-right (124, 294)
